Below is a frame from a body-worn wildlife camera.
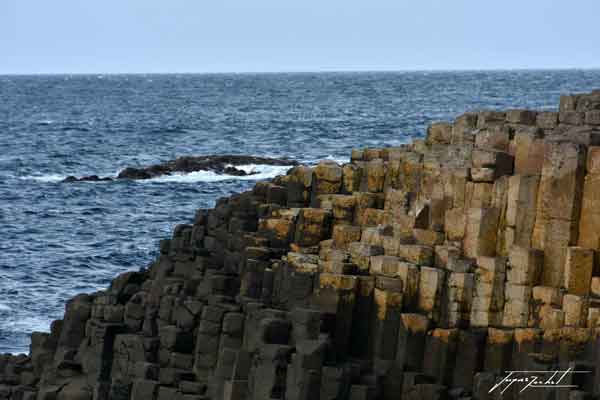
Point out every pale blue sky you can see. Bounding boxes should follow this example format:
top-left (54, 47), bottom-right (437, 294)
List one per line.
top-left (2, 0), bottom-right (600, 74)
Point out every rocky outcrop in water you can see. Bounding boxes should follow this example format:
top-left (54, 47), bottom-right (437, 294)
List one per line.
top-left (62, 175), bottom-right (113, 183)
top-left (3, 90), bottom-right (600, 399)
top-left (62, 155), bottom-right (298, 182)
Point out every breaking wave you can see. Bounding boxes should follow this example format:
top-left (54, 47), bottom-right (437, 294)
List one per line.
top-left (20, 174), bottom-right (68, 183)
top-left (19, 164), bottom-right (295, 184)
top-left (146, 164), bottom-right (294, 183)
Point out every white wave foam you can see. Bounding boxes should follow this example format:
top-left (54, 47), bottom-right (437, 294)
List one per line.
top-left (0, 304), bottom-right (10, 311)
top-left (323, 155), bottom-right (350, 164)
top-left (20, 174), bottom-right (66, 183)
top-left (146, 164), bottom-right (294, 183)
top-left (19, 164), bottom-right (294, 184)
top-left (301, 155), bottom-right (349, 165)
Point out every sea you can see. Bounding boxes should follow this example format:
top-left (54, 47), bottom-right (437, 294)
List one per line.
top-left (1, 70), bottom-right (600, 354)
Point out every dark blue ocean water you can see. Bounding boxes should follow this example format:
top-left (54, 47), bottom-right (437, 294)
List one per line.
top-left (1, 71), bottom-right (600, 354)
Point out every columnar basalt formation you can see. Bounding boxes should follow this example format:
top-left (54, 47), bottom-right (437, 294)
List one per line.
top-left (3, 90), bottom-right (600, 399)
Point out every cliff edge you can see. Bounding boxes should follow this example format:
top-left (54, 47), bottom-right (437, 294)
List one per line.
top-left (2, 91), bottom-right (600, 400)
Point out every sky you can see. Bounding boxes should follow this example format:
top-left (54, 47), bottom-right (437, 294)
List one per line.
top-left (2, 0), bottom-right (600, 74)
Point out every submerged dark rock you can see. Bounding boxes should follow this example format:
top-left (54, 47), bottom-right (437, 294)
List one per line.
top-left (62, 175), bottom-right (113, 182)
top-left (62, 155), bottom-right (298, 182)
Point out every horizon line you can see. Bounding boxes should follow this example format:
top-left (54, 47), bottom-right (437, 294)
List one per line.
top-left (2, 66), bottom-right (600, 76)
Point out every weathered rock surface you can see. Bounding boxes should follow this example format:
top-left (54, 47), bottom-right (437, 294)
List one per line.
top-left (5, 91), bottom-right (600, 399)
top-left (62, 155), bottom-right (298, 182)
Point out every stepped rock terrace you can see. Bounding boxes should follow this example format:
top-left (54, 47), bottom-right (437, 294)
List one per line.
top-left (2, 90), bottom-right (600, 399)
